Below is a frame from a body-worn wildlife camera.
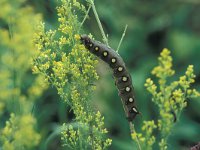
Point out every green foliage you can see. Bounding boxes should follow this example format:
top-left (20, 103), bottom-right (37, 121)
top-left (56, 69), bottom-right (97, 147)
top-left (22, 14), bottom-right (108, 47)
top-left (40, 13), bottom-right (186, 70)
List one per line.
top-left (131, 49), bottom-right (200, 150)
top-left (61, 111), bottom-right (112, 150)
top-left (1, 0), bottom-right (200, 150)
top-left (0, 0), bottom-right (47, 149)
top-left (33, 0), bottom-right (111, 149)
top-left (1, 113), bottom-right (40, 150)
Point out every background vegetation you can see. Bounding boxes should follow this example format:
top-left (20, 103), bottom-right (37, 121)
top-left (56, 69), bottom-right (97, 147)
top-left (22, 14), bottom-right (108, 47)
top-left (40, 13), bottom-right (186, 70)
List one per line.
top-left (0, 0), bottom-right (200, 150)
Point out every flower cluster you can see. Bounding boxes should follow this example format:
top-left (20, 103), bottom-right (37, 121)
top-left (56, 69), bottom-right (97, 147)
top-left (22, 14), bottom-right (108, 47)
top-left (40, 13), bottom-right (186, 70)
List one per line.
top-left (0, 0), bottom-right (46, 149)
top-left (33, 0), bottom-right (111, 149)
top-left (132, 48), bottom-right (200, 149)
top-left (131, 120), bottom-right (157, 150)
top-left (1, 114), bottom-right (41, 150)
top-left (61, 110), bottom-right (112, 150)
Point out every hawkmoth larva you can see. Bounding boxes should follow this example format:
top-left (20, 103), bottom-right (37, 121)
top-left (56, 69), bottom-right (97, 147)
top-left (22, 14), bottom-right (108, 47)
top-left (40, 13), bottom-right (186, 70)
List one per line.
top-left (190, 142), bottom-right (200, 150)
top-left (80, 34), bottom-right (139, 122)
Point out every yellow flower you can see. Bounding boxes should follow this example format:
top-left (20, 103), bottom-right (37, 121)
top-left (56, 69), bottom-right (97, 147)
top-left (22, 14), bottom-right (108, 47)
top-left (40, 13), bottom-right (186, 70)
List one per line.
top-left (74, 34), bottom-right (81, 40)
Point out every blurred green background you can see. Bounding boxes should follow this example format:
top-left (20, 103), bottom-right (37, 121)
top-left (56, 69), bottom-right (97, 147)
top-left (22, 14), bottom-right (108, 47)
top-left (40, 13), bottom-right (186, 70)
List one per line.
top-left (1, 0), bottom-right (200, 150)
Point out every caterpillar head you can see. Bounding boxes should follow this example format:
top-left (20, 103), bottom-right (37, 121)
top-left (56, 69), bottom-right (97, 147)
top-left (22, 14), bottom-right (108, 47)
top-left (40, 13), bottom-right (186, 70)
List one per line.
top-left (80, 34), bottom-right (91, 48)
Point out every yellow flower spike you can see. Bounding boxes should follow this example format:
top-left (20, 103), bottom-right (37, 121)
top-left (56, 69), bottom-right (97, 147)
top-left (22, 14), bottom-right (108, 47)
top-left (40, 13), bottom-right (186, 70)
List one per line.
top-left (58, 17), bottom-right (65, 23)
top-left (32, 65), bottom-right (39, 73)
top-left (0, 1), bottom-right (47, 148)
top-left (59, 36), bottom-right (67, 45)
top-left (131, 132), bottom-right (138, 140)
top-left (33, 0), bottom-right (110, 149)
top-left (142, 49), bottom-right (200, 150)
top-left (161, 48), bottom-right (170, 56)
top-left (79, 44), bottom-right (86, 50)
top-left (74, 34), bottom-right (81, 40)
top-left (1, 114), bottom-right (41, 149)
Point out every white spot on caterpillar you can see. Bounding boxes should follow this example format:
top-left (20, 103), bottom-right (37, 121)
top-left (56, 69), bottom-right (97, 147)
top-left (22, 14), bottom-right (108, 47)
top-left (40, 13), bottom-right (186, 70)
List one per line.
top-left (125, 86), bottom-right (131, 92)
top-left (132, 107), bottom-right (138, 113)
top-left (129, 98), bottom-right (134, 103)
top-left (89, 43), bottom-right (93, 47)
top-left (111, 58), bottom-right (116, 63)
top-left (103, 51), bottom-right (108, 56)
top-left (122, 76), bottom-right (128, 82)
top-left (95, 46), bottom-right (99, 51)
top-left (118, 66), bottom-right (123, 72)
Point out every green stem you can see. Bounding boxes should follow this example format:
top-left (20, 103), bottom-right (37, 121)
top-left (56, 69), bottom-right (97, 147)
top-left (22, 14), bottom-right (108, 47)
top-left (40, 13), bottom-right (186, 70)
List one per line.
top-left (117, 24), bottom-right (128, 52)
top-left (88, 0), bottom-right (109, 46)
top-left (129, 122), bottom-right (142, 150)
top-left (80, 4), bottom-right (92, 27)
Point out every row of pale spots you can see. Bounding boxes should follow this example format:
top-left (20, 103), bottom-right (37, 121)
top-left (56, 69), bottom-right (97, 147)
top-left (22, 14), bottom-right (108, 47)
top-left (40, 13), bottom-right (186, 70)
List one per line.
top-left (80, 35), bottom-right (139, 122)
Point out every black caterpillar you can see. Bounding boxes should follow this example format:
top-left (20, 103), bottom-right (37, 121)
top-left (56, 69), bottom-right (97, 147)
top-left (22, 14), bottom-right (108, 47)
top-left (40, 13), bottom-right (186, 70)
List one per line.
top-left (190, 142), bottom-right (200, 150)
top-left (80, 34), bottom-right (139, 122)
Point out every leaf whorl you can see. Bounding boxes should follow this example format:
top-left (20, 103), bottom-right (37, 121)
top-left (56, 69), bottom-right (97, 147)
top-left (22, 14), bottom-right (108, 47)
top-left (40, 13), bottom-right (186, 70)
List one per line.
top-left (80, 34), bottom-right (139, 122)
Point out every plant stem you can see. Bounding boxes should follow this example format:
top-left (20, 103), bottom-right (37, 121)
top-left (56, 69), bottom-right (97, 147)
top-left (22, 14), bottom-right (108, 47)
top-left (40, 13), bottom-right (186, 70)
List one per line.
top-left (129, 122), bottom-right (142, 150)
top-left (80, 4), bottom-right (92, 27)
top-left (88, 0), bottom-right (109, 46)
top-left (117, 24), bottom-right (128, 53)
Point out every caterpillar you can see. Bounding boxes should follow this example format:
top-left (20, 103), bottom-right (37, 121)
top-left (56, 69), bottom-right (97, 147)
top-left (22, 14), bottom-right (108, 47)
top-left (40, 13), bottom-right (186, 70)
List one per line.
top-left (80, 34), bottom-right (139, 122)
top-left (190, 142), bottom-right (200, 150)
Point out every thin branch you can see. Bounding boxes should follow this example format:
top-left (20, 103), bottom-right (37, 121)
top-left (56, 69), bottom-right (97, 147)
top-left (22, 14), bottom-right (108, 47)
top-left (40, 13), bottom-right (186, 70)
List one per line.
top-left (129, 122), bottom-right (142, 150)
top-left (117, 24), bottom-right (128, 53)
top-left (80, 4), bottom-right (92, 27)
top-left (87, 0), bottom-right (109, 46)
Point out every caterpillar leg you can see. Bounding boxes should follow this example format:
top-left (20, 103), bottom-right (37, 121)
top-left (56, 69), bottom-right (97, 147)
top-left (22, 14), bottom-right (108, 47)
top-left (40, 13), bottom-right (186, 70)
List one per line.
top-left (170, 110), bottom-right (177, 122)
